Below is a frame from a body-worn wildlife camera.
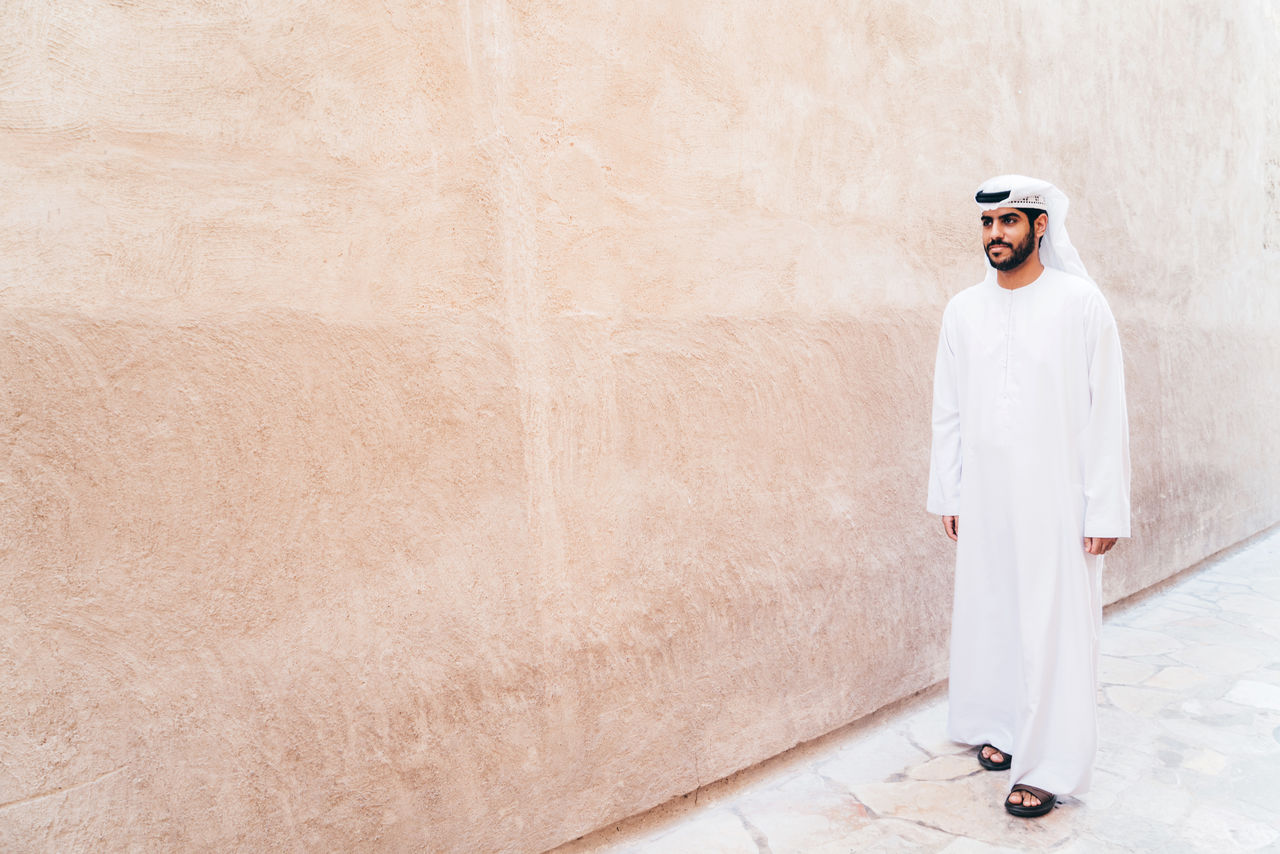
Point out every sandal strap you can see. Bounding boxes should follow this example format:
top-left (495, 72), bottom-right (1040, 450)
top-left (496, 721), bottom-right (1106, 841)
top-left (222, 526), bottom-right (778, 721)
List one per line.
top-left (1009, 784), bottom-right (1053, 800)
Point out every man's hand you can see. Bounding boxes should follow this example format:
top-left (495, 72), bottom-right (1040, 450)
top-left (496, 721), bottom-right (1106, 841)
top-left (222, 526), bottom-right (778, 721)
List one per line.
top-left (1084, 537), bottom-right (1117, 556)
top-left (942, 515), bottom-right (959, 542)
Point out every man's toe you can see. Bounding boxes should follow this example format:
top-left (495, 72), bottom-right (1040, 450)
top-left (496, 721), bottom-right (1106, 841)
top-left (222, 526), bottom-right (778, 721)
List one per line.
top-left (1007, 788), bottom-right (1040, 809)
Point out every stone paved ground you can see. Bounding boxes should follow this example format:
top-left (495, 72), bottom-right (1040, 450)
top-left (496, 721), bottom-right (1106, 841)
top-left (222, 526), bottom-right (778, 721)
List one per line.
top-left (555, 527), bottom-right (1280, 853)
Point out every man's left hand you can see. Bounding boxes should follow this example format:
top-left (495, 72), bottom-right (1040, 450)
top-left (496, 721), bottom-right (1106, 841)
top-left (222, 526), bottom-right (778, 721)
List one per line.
top-left (1084, 537), bottom-right (1117, 556)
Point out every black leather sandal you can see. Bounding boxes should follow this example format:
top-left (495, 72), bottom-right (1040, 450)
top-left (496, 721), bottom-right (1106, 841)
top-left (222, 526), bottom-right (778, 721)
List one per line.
top-left (1005, 784), bottom-right (1056, 817)
top-left (977, 743), bottom-right (1011, 771)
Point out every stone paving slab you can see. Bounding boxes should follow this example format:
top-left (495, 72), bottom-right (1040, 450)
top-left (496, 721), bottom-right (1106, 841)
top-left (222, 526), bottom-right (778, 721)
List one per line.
top-left (555, 527), bottom-right (1280, 853)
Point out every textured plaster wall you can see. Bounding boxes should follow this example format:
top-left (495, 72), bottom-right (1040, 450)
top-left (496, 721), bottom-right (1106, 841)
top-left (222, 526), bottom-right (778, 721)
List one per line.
top-left (2, 1), bottom-right (1278, 851)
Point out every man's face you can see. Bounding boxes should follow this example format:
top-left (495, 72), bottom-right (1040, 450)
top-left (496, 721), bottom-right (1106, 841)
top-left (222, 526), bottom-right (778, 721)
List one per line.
top-left (981, 207), bottom-right (1039, 271)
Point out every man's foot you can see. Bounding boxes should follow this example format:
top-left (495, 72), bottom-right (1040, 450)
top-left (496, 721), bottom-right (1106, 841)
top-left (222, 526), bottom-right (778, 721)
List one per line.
top-left (978, 743), bottom-right (1011, 771)
top-left (1005, 784), bottom-right (1056, 818)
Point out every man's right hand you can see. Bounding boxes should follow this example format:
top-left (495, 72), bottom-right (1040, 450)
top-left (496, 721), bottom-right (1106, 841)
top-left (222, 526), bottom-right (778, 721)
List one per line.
top-left (943, 515), bottom-right (959, 542)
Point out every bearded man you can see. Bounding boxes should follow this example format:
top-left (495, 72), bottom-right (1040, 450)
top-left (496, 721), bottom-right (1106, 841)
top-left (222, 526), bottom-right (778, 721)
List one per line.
top-left (927, 175), bottom-right (1131, 817)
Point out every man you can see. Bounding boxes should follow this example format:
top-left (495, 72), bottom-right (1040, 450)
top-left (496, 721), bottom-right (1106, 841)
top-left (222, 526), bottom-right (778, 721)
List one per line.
top-left (927, 175), bottom-right (1131, 818)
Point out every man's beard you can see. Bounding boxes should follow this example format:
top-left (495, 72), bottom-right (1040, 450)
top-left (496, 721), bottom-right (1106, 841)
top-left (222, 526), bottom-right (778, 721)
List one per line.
top-left (986, 230), bottom-right (1036, 271)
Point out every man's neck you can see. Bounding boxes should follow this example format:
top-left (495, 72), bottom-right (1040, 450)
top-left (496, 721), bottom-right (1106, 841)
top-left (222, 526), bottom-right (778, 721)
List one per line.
top-left (996, 255), bottom-right (1045, 290)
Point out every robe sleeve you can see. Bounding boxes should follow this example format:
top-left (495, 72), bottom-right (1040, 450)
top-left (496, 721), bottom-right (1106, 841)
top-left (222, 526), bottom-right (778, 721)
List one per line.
top-left (927, 302), bottom-right (962, 516)
top-left (1081, 290), bottom-right (1131, 537)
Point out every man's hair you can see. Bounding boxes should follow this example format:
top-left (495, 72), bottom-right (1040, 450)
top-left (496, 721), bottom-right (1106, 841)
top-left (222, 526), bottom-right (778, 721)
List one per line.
top-left (1017, 207), bottom-right (1046, 247)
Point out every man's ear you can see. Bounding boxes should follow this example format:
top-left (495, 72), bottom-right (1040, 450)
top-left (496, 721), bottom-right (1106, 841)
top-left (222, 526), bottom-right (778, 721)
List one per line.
top-left (1035, 214), bottom-right (1048, 238)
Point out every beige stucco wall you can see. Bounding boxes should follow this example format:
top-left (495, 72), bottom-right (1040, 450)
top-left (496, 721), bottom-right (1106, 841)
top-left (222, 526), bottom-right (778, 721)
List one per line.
top-left (2, 2), bottom-right (1277, 851)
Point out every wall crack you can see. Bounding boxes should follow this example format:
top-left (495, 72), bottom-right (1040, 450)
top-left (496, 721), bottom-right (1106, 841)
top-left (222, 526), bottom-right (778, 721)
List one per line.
top-left (0, 766), bottom-right (126, 813)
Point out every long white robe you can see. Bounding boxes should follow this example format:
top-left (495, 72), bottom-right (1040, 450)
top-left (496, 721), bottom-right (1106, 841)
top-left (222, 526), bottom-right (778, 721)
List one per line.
top-left (927, 266), bottom-right (1130, 796)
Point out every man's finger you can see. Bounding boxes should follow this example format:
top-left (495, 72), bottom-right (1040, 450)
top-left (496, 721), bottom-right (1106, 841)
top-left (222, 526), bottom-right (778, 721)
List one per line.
top-left (1083, 537), bottom-right (1117, 555)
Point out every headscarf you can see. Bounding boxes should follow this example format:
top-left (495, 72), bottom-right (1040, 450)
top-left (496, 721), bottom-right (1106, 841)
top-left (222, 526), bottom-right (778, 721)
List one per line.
top-left (974, 175), bottom-right (1091, 283)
